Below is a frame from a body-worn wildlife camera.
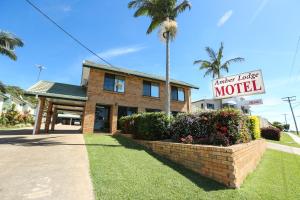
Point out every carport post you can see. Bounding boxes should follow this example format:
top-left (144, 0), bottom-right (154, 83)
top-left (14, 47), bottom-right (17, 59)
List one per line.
top-left (45, 102), bottom-right (53, 133)
top-left (51, 108), bottom-right (57, 131)
top-left (33, 96), bottom-right (46, 135)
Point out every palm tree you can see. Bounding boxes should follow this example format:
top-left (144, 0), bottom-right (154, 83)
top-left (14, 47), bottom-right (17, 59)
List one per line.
top-left (194, 42), bottom-right (244, 108)
top-left (128, 0), bottom-right (191, 116)
top-left (0, 31), bottom-right (24, 61)
top-left (194, 42), bottom-right (244, 79)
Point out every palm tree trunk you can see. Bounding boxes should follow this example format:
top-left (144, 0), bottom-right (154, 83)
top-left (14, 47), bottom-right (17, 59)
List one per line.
top-left (165, 31), bottom-right (171, 116)
top-left (217, 72), bottom-right (222, 109)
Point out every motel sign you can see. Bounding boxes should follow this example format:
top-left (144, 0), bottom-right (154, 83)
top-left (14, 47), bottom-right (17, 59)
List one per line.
top-left (212, 70), bottom-right (265, 99)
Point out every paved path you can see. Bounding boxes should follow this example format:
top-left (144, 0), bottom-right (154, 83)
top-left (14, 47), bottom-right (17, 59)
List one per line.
top-left (286, 132), bottom-right (300, 144)
top-left (0, 131), bottom-right (94, 200)
top-left (267, 142), bottom-right (300, 156)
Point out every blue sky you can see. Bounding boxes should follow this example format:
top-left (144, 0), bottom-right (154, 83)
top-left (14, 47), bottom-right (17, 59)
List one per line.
top-left (1, 0), bottom-right (300, 129)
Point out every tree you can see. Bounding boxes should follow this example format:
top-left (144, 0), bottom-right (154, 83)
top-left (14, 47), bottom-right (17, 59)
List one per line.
top-left (0, 31), bottom-right (24, 61)
top-left (272, 121), bottom-right (284, 131)
top-left (0, 81), bottom-right (6, 93)
top-left (194, 42), bottom-right (244, 79)
top-left (128, 0), bottom-right (191, 116)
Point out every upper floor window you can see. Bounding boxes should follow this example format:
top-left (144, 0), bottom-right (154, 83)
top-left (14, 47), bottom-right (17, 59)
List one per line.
top-left (143, 81), bottom-right (159, 98)
top-left (171, 86), bottom-right (185, 102)
top-left (104, 73), bottom-right (125, 93)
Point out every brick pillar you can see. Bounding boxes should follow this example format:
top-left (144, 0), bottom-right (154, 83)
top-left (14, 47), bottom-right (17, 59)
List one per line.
top-left (110, 105), bottom-right (118, 134)
top-left (81, 107), bottom-right (85, 133)
top-left (82, 101), bottom-right (95, 134)
top-left (33, 97), bottom-right (46, 135)
top-left (187, 88), bottom-right (191, 113)
top-left (51, 108), bottom-right (57, 131)
top-left (44, 102), bottom-right (53, 133)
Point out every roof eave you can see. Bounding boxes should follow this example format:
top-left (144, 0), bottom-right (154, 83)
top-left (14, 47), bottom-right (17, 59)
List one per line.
top-left (25, 91), bottom-right (87, 102)
top-left (83, 60), bottom-right (199, 89)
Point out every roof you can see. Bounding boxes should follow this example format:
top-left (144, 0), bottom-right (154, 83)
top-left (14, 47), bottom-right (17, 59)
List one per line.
top-left (26, 81), bottom-right (87, 101)
top-left (83, 60), bottom-right (199, 89)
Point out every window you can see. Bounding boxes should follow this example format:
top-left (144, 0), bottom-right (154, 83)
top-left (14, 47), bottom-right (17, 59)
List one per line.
top-left (171, 111), bottom-right (181, 116)
top-left (143, 81), bottom-right (159, 97)
top-left (207, 103), bottom-right (215, 109)
top-left (117, 106), bottom-right (138, 129)
top-left (145, 108), bottom-right (161, 113)
top-left (104, 73), bottom-right (125, 93)
top-left (171, 86), bottom-right (185, 102)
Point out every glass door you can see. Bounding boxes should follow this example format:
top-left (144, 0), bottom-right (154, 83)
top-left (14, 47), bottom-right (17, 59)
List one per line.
top-left (94, 105), bottom-right (110, 132)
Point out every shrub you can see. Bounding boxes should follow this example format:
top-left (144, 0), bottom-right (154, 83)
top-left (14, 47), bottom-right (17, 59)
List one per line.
top-left (213, 109), bottom-right (251, 146)
top-left (283, 124), bottom-right (290, 131)
top-left (272, 121), bottom-right (284, 131)
top-left (120, 112), bottom-right (171, 140)
top-left (135, 112), bottom-right (172, 140)
top-left (119, 114), bottom-right (140, 134)
top-left (170, 112), bottom-right (215, 144)
top-left (261, 127), bottom-right (281, 141)
top-left (171, 108), bottom-right (252, 146)
top-left (0, 105), bottom-right (34, 127)
top-left (248, 116), bottom-right (261, 140)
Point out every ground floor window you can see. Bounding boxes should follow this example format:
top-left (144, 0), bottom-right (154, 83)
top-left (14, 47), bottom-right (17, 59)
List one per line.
top-left (145, 108), bottom-right (161, 113)
top-left (207, 103), bottom-right (215, 109)
top-left (171, 111), bottom-right (181, 116)
top-left (117, 106), bottom-right (138, 129)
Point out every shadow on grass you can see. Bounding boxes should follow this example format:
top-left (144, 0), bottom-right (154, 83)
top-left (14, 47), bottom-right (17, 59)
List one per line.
top-left (113, 134), bottom-right (227, 192)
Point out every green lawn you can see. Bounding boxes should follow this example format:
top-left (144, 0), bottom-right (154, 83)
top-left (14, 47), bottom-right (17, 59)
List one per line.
top-left (267, 132), bottom-right (300, 148)
top-left (85, 134), bottom-right (300, 200)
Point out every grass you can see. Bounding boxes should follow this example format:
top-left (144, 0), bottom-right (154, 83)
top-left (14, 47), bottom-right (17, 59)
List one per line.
top-left (85, 134), bottom-right (300, 200)
top-left (267, 132), bottom-right (300, 148)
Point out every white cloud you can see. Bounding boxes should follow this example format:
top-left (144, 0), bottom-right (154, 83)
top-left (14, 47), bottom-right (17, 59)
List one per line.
top-left (217, 10), bottom-right (233, 27)
top-left (87, 45), bottom-right (146, 61)
top-left (250, 0), bottom-right (270, 23)
top-left (59, 5), bottom-right (72, 12)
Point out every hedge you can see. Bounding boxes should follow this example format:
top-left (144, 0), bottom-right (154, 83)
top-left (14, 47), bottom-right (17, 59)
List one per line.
top-left (248, 116), bottom-right (261, 140)
top-left (119, 112), bottom-right (172, 140)
top-left (120, 108), bottom-right (256, 146)
top-left (261, 127), bottom-right (281, 141)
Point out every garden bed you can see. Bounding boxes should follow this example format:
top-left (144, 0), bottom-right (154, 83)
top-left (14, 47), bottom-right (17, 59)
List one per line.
top-left (121, 134), bottom-right (266, 188)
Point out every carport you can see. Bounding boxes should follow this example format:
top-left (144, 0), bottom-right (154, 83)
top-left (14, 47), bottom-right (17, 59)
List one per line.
top-left (26, 81), bottom-right (87, 135)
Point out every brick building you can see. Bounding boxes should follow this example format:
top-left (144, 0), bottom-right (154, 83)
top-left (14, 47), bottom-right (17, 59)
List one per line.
top-left (26, 60), bottom-right (198, 134)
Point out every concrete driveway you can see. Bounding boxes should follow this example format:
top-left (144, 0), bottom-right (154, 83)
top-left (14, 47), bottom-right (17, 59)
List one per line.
top-left (0, 129), bottom-right (94, 200)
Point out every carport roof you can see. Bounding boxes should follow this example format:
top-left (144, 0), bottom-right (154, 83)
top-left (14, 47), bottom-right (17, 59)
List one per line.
top-left (26, 80), bottom-right (87, 101)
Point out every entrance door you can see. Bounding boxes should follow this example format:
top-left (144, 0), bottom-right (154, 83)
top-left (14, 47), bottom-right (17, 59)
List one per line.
top-left (94, 105), bottom-right (110, 132)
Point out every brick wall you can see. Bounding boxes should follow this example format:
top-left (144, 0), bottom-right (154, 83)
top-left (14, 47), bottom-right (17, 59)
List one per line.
top-left (83, 68), bottom-right (192, 134)
top-left (122, 134), bottom-right (266, 188)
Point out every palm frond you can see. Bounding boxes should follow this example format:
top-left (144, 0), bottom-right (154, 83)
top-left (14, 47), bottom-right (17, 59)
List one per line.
top-left (193, 59), bottom-right (210, 65)
top-left (205, 46), bottom-right (217, 61)
top-left (134, 6), bottom-right (149, 17)
top-left (147, 19), bottom-right (161, 34)
top-left (128, 0), bottom-right (147, 8)
top-left (0, 31), bottom-right (24, 49)
top-left (173, 0), bottom-right (191, 18)
top-left (204, 68), bottom-right (213, 77)
top-left (222, 57), bottom-right (245, 67)
top-left (0, 46), bottom-right (17, 60)
top-left (217, 42), bottom-right (224, 61)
